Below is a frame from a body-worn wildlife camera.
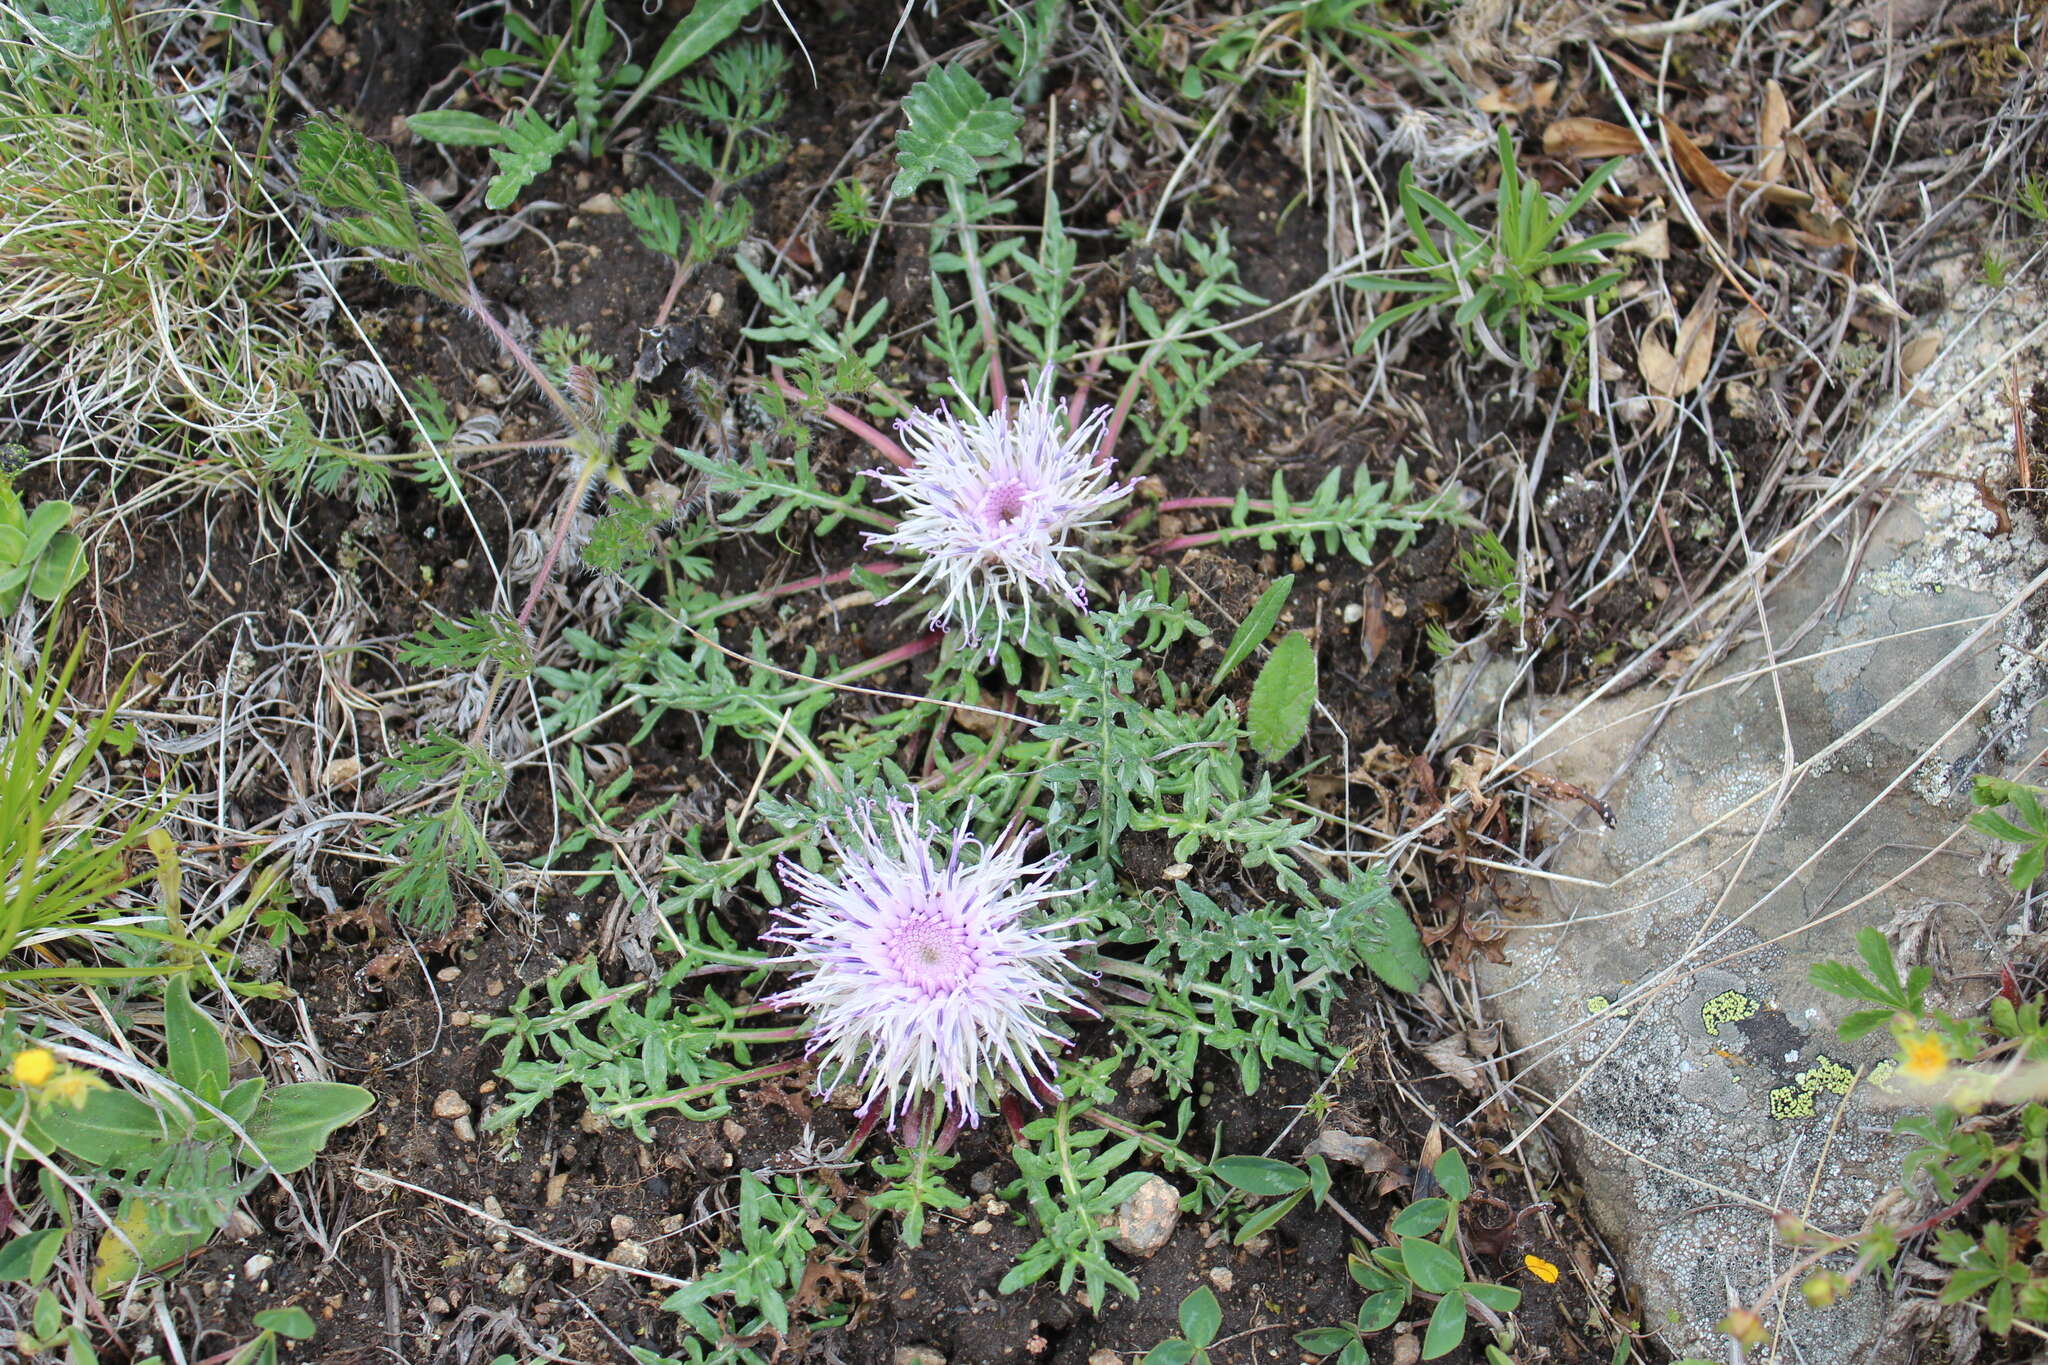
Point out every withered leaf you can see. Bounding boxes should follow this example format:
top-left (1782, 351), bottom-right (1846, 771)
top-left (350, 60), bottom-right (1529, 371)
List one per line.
top-left (1543, 117), bottom-right (1644, 159)
top-left (1900, 332), bottom-right (1943, 383)
top-left (1305, 1130), bottom-right (1404, 1174)
top-left (1660, 114), bottom-right (1735, 199)
top-left (1757, 80), bottom-right (1792, 185)
top-left (1638, 282), bottom-right (1721, 399)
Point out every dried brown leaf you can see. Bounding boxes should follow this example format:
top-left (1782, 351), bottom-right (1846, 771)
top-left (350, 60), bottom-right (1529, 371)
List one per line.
top-left (1419, 1034), bottom-right (1490, 1094)
top-left (1660, 114), bottom-right (1735, 199)
top-left (1733, 305), bottom-right (1772, 362)
top-left (1900, 332), bottom-right (1943, 382)
top-left (1638, 282), bottom-right (1721, 398)
top-left (1757, 80), bottom-right (1792, 184)
top-left (1617, 219), bottom-right (1670, 259)
top-left (1543, 117), bottom-right (1643, 159)
top-left (1305, 1130), bottom-right (1404, 1174)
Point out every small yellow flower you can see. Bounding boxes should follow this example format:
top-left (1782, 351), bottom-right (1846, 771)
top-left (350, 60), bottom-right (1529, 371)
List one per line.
top-left (1523, 1254), bottom-right (1560, 1284)
top-left (1898, 1031), bottom-right (1950, 1084)
top-left (39, 1070), bottom-right (103, 1110)
top-left (10, 1047), bottom-right (56, 1089)
top-left (10, 1048), bottom-right (103, 1109)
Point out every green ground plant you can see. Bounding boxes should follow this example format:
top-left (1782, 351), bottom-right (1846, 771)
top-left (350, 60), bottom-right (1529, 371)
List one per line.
top-left (1292, 1150), bottom-right (1522, 1362)
top-left (409, 0), bottom-right (767, 204)
top-left (1352, 126), bottom-right (1628, 372)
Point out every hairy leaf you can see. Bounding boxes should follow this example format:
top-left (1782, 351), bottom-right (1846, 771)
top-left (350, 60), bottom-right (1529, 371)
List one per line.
top-left (1247, 630), bottom-right (1316, 761)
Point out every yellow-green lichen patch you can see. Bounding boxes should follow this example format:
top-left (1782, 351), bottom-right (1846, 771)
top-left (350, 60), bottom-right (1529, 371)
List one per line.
top-left (1796, 1055), bottom-right (1855, 1096)
top-left (1701, 989), bottom-right (1759, 1036)
top-left (1769, 1085), bottom-right (1817, 1120)
top-left (1586, 995), bottom-right (1631, 1017)
top-left (1869, 1058), bottom-right (1901, 1093)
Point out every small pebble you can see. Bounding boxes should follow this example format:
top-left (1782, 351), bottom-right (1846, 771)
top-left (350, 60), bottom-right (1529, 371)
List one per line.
top-left (969, 1219), bottom-right (993, 1235)
top-left (243, 1254), bottom-right (273, 1280)
top-left (610, 1240), bottom-right (649, 1269)
top-left (1207, 1266), bottom-right (1234, 1292)
top-left (1089, 1353), bottom-right (1123, 1365)
top-left (432, 1090), bottom-right (471, 1120)
top-left (969, 1167), bottom-right (996, 1195)
top-left (610, 1215), bottom-right (637, 1239)
top-left (1111, 1175), bottom-right (1181, 1257)
top-left (544, 1174), bottom-right (569, 1207)
top-left (892, 1349), bottom-right (946, 1365)
top-left (451, 1115), bottom-right (476, 1143)
top-left (436, 967), bottom-right (461, 982)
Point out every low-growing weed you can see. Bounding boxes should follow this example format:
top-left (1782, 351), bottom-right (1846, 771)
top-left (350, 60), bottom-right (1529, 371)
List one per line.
top-left (1293, 1151), bottom-right (1522, 1362)
top-left (1352, 127), bottom-right (1628, 372)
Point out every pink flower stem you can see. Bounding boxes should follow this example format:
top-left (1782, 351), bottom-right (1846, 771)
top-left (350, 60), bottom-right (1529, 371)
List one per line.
top-left (830, 631), bottom-right (941, 685)
top-left (690, 560), bottom-right (904, 626)
top-left (770, 373), bottom-right (913, 469)
top-left (1067, 322), bottom-right (1112, 426)
top-left (1094, 346), bottom-right (1160, 471)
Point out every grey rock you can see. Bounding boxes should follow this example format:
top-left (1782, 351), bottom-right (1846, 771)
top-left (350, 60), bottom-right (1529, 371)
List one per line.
top-left (1110, 1174), bottom-right (1182, 1257)
top-left (1447, 274), bottom-right (2047, 1362)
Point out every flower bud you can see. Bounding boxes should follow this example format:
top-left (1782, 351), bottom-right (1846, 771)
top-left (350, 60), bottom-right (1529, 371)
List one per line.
top-left (1800, 1270), bottom-right (1850, 1307)
top-left (1718, 1308), bottom-right (1771, 1351)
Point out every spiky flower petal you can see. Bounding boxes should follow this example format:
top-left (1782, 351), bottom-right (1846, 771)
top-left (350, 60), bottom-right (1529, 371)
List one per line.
top-left (867, 369), bottom-right (1132, 649)
top-left (765, 797), bottom-right (1091, 1126)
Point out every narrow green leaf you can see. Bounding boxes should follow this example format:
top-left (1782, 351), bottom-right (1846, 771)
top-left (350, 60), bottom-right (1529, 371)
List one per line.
top-left (1211, 575), bottom-right (1295, 687)
top-left (1420, 1291), bottom-right (1468, 1360)
top-left (1247, 630), bottom-right (1317, 761)
top-left (1235, 1188), bottom-right (1306, 1244)
top-left (0, 1229), bottom-right (64, 1283)
top-left (613, 0), bottom-right (764, 133)
top-left (1432, 1150), bottom-right (1472, 1202)
top-left (405, 111), bottom-right (509, 146)
top-left (1212, 1155), bottom-right (1308, 1196)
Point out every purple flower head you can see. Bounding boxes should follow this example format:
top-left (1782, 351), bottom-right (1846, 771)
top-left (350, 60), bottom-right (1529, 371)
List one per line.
top-left (867, 369), bottom-right (1133, 649)
top-left (765, 797), bottom-right (1092, 1127)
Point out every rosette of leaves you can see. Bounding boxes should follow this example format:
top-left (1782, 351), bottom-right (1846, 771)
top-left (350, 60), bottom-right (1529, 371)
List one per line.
top-left (0, 482), bottom-right (85, 614)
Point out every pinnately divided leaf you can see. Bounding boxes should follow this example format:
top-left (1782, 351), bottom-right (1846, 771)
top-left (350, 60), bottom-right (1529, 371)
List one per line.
top-left (892, 64), bottom-right (1023, 200)
top-left (1247, 630), bottom-right (1317, 762)
top-left (486, 109), bottom-right (574, 210)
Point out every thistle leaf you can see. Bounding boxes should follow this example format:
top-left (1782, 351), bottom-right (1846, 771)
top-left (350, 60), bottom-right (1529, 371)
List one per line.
top-left (892, 64), bottom-right (1022, 199)
top-left (485, 110), bottom-right (573, 210)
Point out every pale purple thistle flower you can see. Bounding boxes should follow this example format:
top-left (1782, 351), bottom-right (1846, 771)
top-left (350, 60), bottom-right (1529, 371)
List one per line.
top-left (765, 798), bottom-right (1092, 1127)
top-left (867, 369), bottom-right (1133, 648)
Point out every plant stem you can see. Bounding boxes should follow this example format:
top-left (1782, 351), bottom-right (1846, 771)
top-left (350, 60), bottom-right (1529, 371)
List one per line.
top-left (771, 374), bottom-right (913, 468)
top-left (943, 178), bottom-right (1007, 413)
top-left (689, 561), bottom-right (904, 626)
top-left (604, 1059), bottom-right (808, 1117)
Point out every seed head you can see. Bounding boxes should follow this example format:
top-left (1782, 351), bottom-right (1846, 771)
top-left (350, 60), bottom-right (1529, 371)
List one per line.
top-left (867, 369), bottom-right (1132, 650)
top-left (765, 797), bottom-right (1091, 1127)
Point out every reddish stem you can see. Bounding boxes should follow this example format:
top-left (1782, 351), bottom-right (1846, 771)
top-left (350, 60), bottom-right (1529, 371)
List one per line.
top-left (830, 631), bottom-right (941, 684)
top-left (771, 373), bottom-right (913, 469)
top-left (692, 560), bottom-right (903, 625)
